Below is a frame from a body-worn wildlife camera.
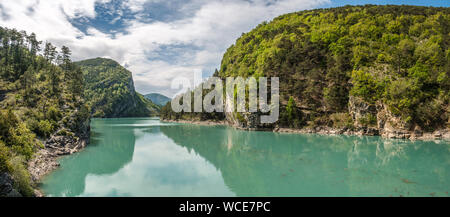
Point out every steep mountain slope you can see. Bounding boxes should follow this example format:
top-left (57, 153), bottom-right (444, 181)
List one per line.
top-left (144, 93), bottom-right (171, 106)
top-left (0, 27), bottom-right (90, 196)
top-left (76, 58), bottom-right (160, 118)
top-left (162, 5), bottom-right (450, 139)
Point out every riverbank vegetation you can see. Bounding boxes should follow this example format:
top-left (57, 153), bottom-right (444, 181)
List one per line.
top-left (0, 27), bottom-right (89, 196)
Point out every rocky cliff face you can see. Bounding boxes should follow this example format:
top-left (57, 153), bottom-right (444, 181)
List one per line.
top-left (346, 96), bottom-right (449, 139)
top-left (225, 111), bottom-right (274, 131)
top-left (106, 77), bottom-right (139, 117)
top-left (76, 58), bottom-right (160, 118)
top-left (220, 96), bottom-right (449, 140)
top-left (0, 172), bottom-right (21, 197)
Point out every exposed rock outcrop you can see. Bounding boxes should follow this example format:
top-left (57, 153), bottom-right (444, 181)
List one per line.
top-left (27, 107), bottom-right (91, 196)
top-left (207, 96), bottom-right (449, 141)
top-left (0, 172), bottom-right (21, 197)
top-left (28, 135), bottom-right (89, 183)
top-left (348, 96), bottom-right (377, 128)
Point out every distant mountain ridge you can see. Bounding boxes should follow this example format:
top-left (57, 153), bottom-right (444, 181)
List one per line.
top-left (76, 58), bottom-right (160, 118)
top-left (144, 93), bottom-right (171, 106)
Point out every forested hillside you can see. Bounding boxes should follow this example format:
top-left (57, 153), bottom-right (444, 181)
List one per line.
top-left (0, 27), bottom-right (90, 196)
top-left (162, 5), bottom-right (449, 138)
top-left (144, 93), bottom-right (171, 106)
top-left (76, 58), bottom-right (160, 118)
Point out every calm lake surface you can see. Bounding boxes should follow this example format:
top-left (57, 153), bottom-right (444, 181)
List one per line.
top-left (40, 118), bottom-right (450, 197)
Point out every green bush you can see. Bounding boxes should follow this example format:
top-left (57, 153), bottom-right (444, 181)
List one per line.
top-left (309, 115), bottom-right (332, 128)
top-left (10, 123), bottom-right (37, 160)
top-left (46, 105), bottom-right (62, 122)
top-left (279, 97), bottom-right (304, 128)
top-left (0, 141), bottom-right (11, 172)
top-left (350, 70), bottom-right (385, 103)
top-left (359, 114), bottom-right (378, 127)
top-left (36, 120), bottom-right (54, 138)
top-left (0, 110), bottom-right (18, 143)
top-left (330, 113), bottom-right (354, 129)
top-left (0, 142), bottom-right (34, 196)
top-left (9, 156), bottom-right (34, 196)
top-left (236, 112), bottom-right (246, 123)
top-left (415, 98), bottom-right (447, 131)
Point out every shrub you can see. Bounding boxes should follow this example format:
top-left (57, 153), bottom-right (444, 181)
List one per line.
top-left (350, 70), bottom-right (385, 103)
top-left (359, 114), bottom-right (377, 127)
top-left (0, 109), bottom-right (18, 143)
top-left (0, 141), bottom-right (11, 172)
top-left (330, 113), bottom-right (354, 129)
top-left (236, 112), bottom-right (246, 123)
top-left (415, 98), bottom-right (447, 131)
top-left (9, 123), bottom-right (37, 160)
top-left (0, 143), bottom-right (33, 196)
top-left (46, 105), bottom-right (62, 122)
top-left (279, 97), bottom-right (304, 128)
top-left (309, 115), bottom-right (332, 128)
top-left (56, 128), bottom-right (74, 137)
top-left (384, 78), bottom-right (421, 119)
top-left (9, 156), bottom-right (34, 196)
top-left (36, 120), bottom-right (54, 138)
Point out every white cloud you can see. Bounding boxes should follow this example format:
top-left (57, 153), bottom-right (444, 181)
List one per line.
top-left (0, 0), bottom-right (329, 97)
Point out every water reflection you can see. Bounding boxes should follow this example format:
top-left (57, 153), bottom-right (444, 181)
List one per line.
top-left (41, 118), bottom-right (139, 196)
top-left (41, 118), bottom-right (449, 197)
top-left (160, 124), bottom-right (450, 197)
top-left (41, 118), bottom-right (233, 197)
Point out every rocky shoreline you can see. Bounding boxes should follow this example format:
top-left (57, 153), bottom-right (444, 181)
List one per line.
top-left (273, 126), bottom-right (450, 141)
top-left (163, 119), bottom-right (228, 126)
top-left (162, 119), bottom-right (450, 141)
top-left (28, 136), bottom-right (89, 197)
top-left (27, 135), bottom-right (89, 197)
top-left (0, 134), bottom-right (90, 197)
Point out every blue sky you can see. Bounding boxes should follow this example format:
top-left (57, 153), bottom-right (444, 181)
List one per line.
top-left (0, 0), bottom-right (447, 96)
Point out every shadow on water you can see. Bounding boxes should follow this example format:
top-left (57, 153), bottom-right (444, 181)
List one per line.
top-left (40, 118), bottom-right (144, 196)
top-left (160, 124), bottom-right (450, 197)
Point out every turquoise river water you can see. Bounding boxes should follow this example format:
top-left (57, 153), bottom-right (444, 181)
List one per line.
top-left (40, 118), bottom-right (450, 197)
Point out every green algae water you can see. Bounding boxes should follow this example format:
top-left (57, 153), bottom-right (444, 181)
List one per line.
top-left (40, 118), bottom-right (450, 197)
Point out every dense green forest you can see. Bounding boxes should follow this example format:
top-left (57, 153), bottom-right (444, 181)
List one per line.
top-left (76, 58), bottom-right (160, 118)
top-left (162, 5), bottom-right (449, 133)
top-left (0, 27), bottom-right (89, 196)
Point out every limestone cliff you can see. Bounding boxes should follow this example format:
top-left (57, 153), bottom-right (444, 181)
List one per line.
top-left (76, 58), bottom-right (160, 118)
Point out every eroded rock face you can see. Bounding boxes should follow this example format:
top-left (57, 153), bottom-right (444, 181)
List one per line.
top-left (225, 96), bottom-right (448, 140)
top-left (28, 135), bottom-right (88, 183)
top-left (348, 96), bottom-right (377, 128)
top-left (375, 102), bottom-right (414, 139)
top-left (349, 97), bottom-right (449, 140)
top-left (0, 172), bottom-right (22, 197)
top-left (225, 111), bottom-right (275, 130)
